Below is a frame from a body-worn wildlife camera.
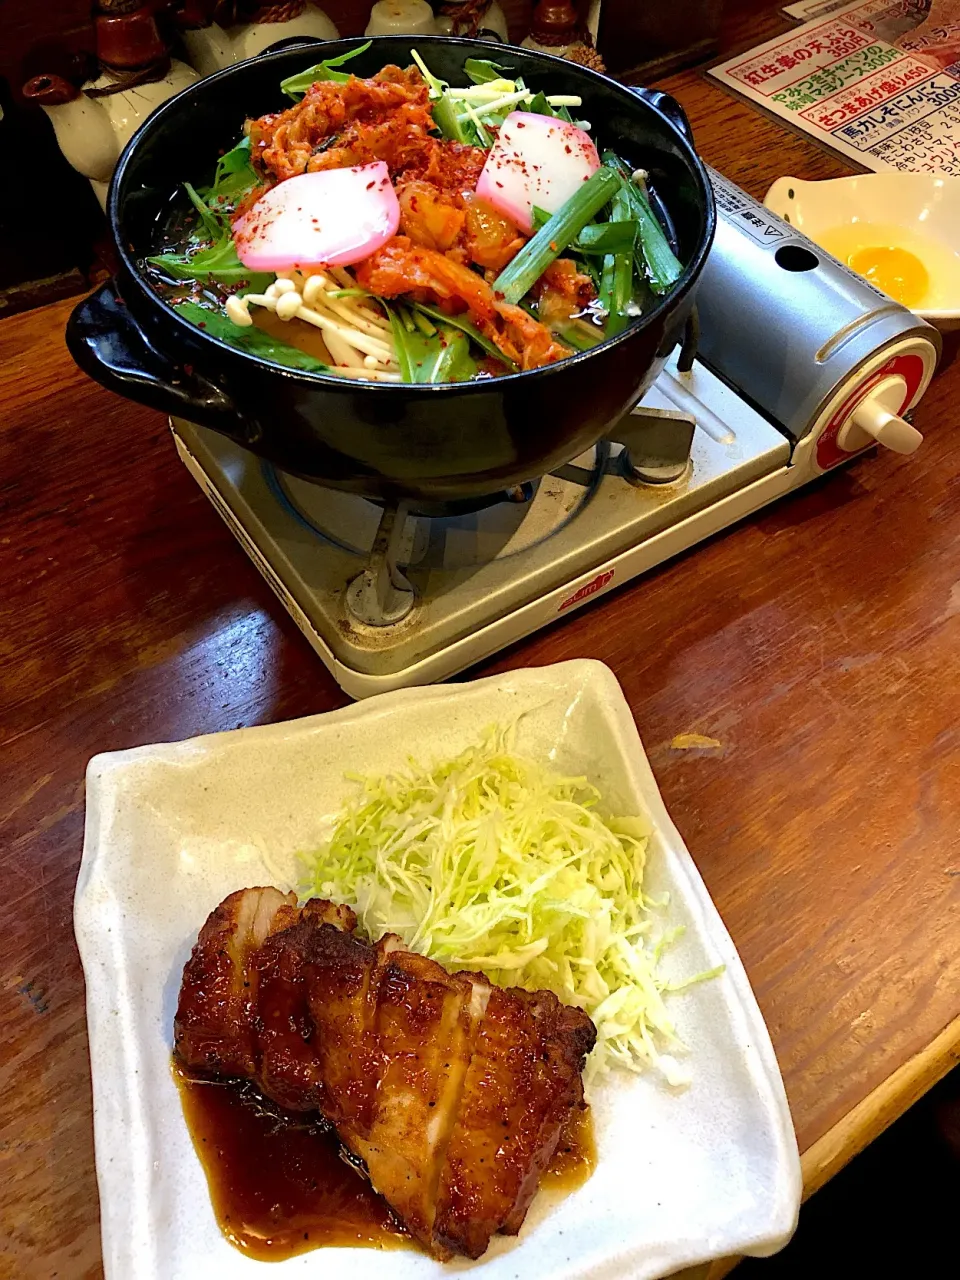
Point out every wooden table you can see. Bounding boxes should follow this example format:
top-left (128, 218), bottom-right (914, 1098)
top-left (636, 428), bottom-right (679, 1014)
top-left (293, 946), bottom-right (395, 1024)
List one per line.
top-left (3, 5), bottom-right (959, 1276)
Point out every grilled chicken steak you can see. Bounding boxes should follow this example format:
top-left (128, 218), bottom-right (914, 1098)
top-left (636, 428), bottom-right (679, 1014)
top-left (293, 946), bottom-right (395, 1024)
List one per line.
top-left (175, 887), bottom-right (596, 1260)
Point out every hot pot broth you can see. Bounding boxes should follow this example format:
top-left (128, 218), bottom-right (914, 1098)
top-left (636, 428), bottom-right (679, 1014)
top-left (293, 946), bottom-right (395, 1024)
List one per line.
top-left (143, 42), bottom-right (684, 386)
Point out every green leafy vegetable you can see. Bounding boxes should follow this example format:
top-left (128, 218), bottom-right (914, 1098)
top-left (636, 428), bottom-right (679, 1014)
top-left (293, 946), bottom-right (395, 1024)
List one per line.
top-left (415, 52), bottom-right (580, 139)
top-left (599, 186), bottom-right (635, 337)
top-left (553, 319), bottom-right (605, 351)
top-left (148, 237), bottom-right (272, 293)
top-left (603, 152), bottom-right (683, 295)
top-left (431, 92), bottom-right (479, 145)
top-left (184, 182), bottom-right (221, 240)
top-left (386, 306), bottom-right (414, 379)
top-left (202, 135), bottom-right (261, 214)
top-left (525, 89), bottom-right (561, 119)
top-left (411, 309), bottom-right (436, 337)
top-left (457, 99), bottom-right (492, 147)
top-left (454, 87), bottom-right (528, 132)
top-left (412, 302), bottom-right (519, 372)
top-left (281, 40), bottom-right (372, 99)
top-left (213, 135), bottom-right (252, 184)
top-left (493, 166), bottom-right (622, 306)
top-left (532, 206), bottom-right (639, 256)
top-left (172, 300), bottom-right (330, 372)
top-left (417, 326), bottom-right (477, 383)
top-left (410, 47), bottom-right (447, 98)
top-left (148, 177), bottom-right (271, 292)
top-left (464, 57), bottom-right (513, 84)
top-left (577, 221), bottom-right (640, 255)
top-left (299, 727), bottom-right (719, 1085)
top-left (387, 305), bottom-right (478, 383)
top-left (579, 255), bottom-right (601, 291)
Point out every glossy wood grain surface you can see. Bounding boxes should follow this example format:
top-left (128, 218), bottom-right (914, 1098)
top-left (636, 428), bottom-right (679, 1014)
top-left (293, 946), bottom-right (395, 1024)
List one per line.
top-left (2, 4), bottom-right (959, 1276)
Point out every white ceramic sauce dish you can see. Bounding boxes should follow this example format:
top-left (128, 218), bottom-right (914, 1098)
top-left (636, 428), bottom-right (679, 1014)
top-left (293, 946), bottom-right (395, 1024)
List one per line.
top-left (765, 172), bottom-right (960, 330)
top-left (75, 659), bottom-right (800, 1280)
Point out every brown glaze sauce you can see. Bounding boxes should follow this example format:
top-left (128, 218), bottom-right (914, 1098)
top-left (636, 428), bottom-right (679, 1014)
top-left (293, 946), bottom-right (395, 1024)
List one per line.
top-left (542, 1104), bottom-right (597, 1190)
top-left (174, 1062), bottom-right (596, 1262)
top-left (174, 1063), bottom-right (409, 1260)
top-left (251, 305), bottom-right (333, 364)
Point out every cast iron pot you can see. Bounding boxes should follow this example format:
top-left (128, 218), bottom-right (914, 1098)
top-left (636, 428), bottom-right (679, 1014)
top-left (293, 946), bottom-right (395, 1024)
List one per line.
top-left (67, 36), bottom-right (716, 506)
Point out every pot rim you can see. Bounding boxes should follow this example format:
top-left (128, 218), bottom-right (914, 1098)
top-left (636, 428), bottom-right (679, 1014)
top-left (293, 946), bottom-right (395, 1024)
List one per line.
top-left (109, 34), bottom-right (716, 395)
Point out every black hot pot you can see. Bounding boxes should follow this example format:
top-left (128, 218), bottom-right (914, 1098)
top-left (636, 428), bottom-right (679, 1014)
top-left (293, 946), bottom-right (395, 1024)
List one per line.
top-left (67, 36), bottom-right (715, 507)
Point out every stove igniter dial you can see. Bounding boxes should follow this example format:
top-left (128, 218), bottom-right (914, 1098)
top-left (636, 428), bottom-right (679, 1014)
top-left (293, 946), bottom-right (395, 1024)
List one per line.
top-left (837, 374), bottom-right (924, 456)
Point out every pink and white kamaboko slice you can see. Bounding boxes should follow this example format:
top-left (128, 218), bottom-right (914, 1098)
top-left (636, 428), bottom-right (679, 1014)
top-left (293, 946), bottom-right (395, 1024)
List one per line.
top-left (234, 162), bottom-right (400, 272)
top-left (476, 112), bottom-right (600, 234)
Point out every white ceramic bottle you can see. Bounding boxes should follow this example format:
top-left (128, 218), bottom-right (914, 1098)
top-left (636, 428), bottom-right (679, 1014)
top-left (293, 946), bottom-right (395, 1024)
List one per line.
top-left (521, 0), bottom-right (580, 57)
top-left (23, 3), bottom-right (199, 211)
top-left (365, 0), bottom-right (439, 37)
top-left (434, 0), bottom-right (509, 43)
top-left (178, 2), bottom-right (339, 79)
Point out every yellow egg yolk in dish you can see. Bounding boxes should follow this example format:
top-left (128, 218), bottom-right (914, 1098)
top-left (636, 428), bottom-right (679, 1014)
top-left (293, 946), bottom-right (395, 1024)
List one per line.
top-left (813, 223), bottom-right (953, 311)
top-left (846, 245), bottom-right (929, 309)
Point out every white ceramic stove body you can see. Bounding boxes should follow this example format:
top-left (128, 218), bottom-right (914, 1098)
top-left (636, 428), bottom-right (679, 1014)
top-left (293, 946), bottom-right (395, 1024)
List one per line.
top-left (171, 352), bottom-right (867, 698)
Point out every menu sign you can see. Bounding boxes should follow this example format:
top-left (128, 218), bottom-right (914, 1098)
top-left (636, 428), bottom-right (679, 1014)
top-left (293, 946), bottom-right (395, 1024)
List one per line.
top-left (710, 0), bottom-right (960, 173)
top-left (782, 1), bottom-right (850, 18)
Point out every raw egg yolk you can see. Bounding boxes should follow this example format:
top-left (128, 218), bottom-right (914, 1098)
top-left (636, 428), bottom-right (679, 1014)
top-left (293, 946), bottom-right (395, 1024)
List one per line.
top-left (846, 245), bottom-right (928, 309)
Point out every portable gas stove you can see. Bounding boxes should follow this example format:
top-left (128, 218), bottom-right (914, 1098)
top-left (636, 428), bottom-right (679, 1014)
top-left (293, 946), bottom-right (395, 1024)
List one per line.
top-left (171, 172), bottom-right (941, 699)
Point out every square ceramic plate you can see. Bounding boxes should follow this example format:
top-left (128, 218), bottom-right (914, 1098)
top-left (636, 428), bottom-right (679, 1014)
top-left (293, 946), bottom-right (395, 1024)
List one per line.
top-left (75, 659), bottom-right (801, 1280)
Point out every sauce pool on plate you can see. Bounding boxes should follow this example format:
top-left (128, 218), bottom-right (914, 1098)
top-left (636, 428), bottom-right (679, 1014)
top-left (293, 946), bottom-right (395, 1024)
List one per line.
top-left (174, 1060), bottom-right (595, 1261)
top-left (541, 1103), bottom-right (597, 1190)
top-left (174, 1063), bottom-right (407, 1260)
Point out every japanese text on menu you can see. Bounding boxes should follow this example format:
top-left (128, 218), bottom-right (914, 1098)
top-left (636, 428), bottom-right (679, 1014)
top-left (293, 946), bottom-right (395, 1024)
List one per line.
top-left (710, 0), bottom-right (960, 174)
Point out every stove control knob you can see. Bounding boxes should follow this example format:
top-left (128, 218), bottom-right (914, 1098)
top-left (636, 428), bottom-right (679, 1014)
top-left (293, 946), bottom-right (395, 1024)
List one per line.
top-left (837, 375), bottom-right (923, 456)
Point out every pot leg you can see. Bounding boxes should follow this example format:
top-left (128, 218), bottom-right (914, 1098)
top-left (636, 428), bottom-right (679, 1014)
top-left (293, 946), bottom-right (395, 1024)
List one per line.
top-left (345, 502), bottom-right (416, 626)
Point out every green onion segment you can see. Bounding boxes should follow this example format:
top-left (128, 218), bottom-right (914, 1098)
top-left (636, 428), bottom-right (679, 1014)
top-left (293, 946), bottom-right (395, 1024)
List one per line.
top-left (493, 167), bottom-right (622, 305)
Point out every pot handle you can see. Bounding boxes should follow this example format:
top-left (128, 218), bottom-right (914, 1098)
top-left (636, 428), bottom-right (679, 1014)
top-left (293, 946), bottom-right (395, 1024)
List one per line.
top-left (67, 281), bottom-right (257, 443)
top-left (629, 87), bottom-right (695, 145)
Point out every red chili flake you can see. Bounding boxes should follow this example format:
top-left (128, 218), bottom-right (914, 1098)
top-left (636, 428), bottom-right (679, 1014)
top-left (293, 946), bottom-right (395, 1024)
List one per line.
top-left (564, 145), bottom-right (572, 154)
top-left (496, 181), bottom-right (504, 188)
top-left (516, 122), bottom-right (525, 128)
top-left (366, 180), bottom-right (375, 189)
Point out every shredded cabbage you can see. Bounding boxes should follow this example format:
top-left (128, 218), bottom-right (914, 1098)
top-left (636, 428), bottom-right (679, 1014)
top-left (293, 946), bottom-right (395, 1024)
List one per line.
top-left (300, 727), bottom-right (715, 1086)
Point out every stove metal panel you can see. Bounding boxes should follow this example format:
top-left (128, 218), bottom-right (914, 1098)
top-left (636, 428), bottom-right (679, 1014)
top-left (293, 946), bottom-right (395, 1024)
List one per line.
top-left (172, 356), bottom-right (790, 679)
